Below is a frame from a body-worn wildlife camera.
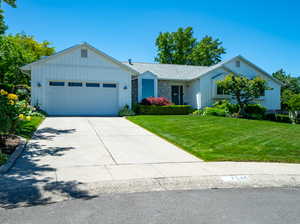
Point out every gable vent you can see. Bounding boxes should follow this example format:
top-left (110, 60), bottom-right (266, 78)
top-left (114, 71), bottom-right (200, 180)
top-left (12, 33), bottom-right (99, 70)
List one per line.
top-left (81, 49), bottom-right (88, 58)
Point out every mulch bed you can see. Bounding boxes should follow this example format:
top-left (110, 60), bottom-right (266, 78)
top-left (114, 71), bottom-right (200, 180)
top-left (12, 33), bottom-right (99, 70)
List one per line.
top-left (0, 135), bottom-right (21, 156)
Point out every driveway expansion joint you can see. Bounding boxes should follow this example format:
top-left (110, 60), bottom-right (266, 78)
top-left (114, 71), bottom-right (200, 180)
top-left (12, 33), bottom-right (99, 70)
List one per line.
top-left (87, 118), bottom-right (118, 165)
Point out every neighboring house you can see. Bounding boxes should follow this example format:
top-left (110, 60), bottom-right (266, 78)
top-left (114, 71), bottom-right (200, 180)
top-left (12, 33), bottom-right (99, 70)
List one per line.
top-left (21, 42), bottom-right (282, 116)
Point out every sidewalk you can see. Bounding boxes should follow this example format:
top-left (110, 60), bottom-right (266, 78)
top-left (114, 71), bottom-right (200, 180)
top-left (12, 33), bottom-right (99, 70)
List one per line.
top-left (1, 161), bottom-right (300, 208)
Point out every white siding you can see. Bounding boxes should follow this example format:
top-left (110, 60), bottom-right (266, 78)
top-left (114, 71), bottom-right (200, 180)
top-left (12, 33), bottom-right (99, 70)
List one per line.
top-left (186, 79), bottom-right (201, 109)
top-left (199, 68), bottom-right (226, 108)
top-left (196, 59), bottom-right (281, 110)
top-left (31, 47), bottom-right (132, 114)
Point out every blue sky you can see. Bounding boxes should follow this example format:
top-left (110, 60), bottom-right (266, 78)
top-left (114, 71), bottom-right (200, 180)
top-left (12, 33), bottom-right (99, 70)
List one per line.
top-left (3, 0), bottom-right (300, 76)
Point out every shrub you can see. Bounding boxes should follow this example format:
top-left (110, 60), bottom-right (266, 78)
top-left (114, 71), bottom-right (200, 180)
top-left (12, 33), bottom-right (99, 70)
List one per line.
top-left (192, 109), bottom-right (204, 116)
top-left (244, 104), bottom-right (266, 120)
top-left (276, 114), bottom-right (292, 123)
top-left (213, 100), bottom-right (239, 115)
top-left (141, 97), bottom-right (172, 106)
top-left (0, 89), bottom-right (34, 138)
top-left (0, 153), bottom-right (8, 165)
top-left (0, 84), bottom-right (31, 102)
top-left (139, 105), bottom-right (191, 115)
top-left (0, 83), bottom-right (14, 92)
top-left (132, 103), bottom-right (141, 114)
top-left (118, 105), bottom-right (135, 117)
top-left (245, 104), bottom-right (266, 115)
top-left (264, 113), bottom-right (296, 124)
top-left (264, 113), bottom-right (276, 121)
top-left (203, 107), bottom-right (227, 117)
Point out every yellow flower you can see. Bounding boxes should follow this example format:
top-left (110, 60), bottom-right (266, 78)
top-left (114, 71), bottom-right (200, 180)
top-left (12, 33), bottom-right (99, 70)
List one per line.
top-left (8, 100), bottom-right (14, 105)
top-left (7, 93), bottom-right (18, 101)
top-left (0, 89), bottom-right (8, 95)
top-left (26, 116), bottom-right (31, 121)
top-left (18, 114), bottom-right (24, 120)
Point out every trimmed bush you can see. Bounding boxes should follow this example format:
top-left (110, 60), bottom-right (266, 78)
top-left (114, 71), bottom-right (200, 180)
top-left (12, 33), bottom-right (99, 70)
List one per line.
top-left (276, 114), bottom-right (291, 123)
top-left (139, 105), bottom-right (191, 115)
top-left (213, 100), bottom-right (239, 114)
top-left (265, 113), bottom-right (292, 123)
top-left (141, 97), bottom-right (172, 106)
top-left (245, 104), bottom-right (266, 115)
top-left (244, 104), bottom-right (266, 120)
top-left (203, 107), bottom-right (227, 117)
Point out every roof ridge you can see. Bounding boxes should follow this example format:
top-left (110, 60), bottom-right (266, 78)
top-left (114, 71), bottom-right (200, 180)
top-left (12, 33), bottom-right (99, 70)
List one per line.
top-left (122, 61), bottom-right (209, 68)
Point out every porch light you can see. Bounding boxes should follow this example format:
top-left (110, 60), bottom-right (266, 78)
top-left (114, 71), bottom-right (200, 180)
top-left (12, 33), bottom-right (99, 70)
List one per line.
top-left (124, 85), bottom-right (128, 90)
top-left (37, 82), bottom-right (42, 87)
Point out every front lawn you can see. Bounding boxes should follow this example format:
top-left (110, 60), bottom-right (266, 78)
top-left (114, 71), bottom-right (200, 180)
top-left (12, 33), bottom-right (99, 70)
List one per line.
top-left (127, 115), bottom-right (300, 163)
top-left (16, 116), bottom-right (45, 139)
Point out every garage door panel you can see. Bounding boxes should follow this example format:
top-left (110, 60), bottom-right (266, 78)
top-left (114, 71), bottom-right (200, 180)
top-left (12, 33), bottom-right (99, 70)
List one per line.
top-left (46, 82), bottom-right (118, 116)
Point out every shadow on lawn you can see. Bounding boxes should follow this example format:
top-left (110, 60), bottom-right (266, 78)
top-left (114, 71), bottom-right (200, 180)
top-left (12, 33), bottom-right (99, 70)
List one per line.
top-left (0, 127), bottom-right (96, 209)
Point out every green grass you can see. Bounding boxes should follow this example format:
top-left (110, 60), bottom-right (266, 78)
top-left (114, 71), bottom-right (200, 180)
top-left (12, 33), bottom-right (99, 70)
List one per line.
top-left (127, 115), bottom-right (300, 163)
top-left (16, 116), bottom-right (45, 139)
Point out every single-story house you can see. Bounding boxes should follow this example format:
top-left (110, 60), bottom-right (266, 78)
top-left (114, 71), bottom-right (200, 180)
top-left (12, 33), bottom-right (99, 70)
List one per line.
top-left (21, 42), bottom-right (282, 116)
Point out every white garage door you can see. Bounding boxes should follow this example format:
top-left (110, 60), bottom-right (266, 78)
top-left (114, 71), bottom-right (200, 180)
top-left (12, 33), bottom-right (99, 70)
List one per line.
top-left (46, 81), bottom-right (118, 116)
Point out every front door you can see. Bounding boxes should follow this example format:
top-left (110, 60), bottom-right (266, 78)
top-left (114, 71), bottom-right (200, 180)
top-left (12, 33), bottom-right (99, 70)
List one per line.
top-left (171, 85), bottom-right (183, 105)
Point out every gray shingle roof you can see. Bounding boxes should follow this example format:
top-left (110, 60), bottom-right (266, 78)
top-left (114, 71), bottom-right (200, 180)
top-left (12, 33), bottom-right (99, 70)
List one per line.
top-left (122, 62), bottom-right (211, 80)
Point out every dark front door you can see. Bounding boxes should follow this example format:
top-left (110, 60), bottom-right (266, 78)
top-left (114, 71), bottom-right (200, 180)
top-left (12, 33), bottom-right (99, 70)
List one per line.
top-left (171, 85), bottom-right (183, 105)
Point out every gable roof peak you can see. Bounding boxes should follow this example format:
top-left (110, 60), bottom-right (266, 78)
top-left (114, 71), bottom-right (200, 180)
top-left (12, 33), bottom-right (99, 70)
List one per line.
top-left (20, 42), bottom-right (139, 75)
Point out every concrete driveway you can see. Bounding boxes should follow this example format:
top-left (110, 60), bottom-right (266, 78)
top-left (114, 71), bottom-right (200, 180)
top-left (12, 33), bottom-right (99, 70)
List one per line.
top-left (5, 117), bottom-right (201, 184)
top-left (35, 117), bottom-right (200, 166)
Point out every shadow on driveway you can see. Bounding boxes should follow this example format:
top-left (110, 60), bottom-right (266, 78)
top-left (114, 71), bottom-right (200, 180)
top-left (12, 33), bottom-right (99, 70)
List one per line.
top-left (0, 127), bottom-right (97, 209)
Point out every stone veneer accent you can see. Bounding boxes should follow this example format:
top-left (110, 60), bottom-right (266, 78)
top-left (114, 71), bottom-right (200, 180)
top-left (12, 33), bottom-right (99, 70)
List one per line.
top-left (158, 80), bottom-right (172, 100)
top-left (158, 80), bottom-right (189, 104)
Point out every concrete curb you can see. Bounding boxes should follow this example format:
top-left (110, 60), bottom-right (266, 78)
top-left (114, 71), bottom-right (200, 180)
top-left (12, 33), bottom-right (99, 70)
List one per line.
top-left (63, 174), bottom-right (300, 195)
top-left (0, 137), bottom-right (27, 174)
top-left (1, 174), bottom-right (300, 208)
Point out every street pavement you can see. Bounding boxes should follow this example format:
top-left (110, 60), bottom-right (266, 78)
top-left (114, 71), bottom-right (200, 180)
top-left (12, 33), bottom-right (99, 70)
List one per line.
top-left (0, 187), bottom-right (299, 224)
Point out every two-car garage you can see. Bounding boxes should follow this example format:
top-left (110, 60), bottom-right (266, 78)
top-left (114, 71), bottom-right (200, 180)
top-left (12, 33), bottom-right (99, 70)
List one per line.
top-left (46, 81), bottom-right (119, 116)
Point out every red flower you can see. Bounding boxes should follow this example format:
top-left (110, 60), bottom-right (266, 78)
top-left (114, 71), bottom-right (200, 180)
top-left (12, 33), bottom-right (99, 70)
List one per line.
top-left (141, 97), bottom-right (173, 106)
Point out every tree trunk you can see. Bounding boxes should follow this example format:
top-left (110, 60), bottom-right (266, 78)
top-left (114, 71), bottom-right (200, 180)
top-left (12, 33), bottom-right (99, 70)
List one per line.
top-left (236, 95), bottom-right (245, 117)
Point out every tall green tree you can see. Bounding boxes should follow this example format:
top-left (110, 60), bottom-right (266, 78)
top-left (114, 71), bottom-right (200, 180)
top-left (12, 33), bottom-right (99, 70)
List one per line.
top-left (0, 33), bottom-right (55, 85)
top-left (217, 73), bottom-right (270, 116)
top-left (155, 27), bottom-right (196, 64)
top-left (155, 27), bottom-right (225, 66)
top-left (0, 0), bottom-right (17, 34)
top-left (272, 69), bottom-right (300, 109)
top-left (191, 36), bottom-right (225, 66)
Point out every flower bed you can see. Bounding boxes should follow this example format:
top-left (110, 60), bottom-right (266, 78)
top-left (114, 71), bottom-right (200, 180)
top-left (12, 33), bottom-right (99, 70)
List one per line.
top-left (0, 89), bottom-right (44, 165)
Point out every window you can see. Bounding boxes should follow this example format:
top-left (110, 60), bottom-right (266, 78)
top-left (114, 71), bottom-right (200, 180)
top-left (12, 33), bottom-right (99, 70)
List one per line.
top-left (142, 79), bottom-right (154, 99)
top-left (49, 81), bottom-right (64, 86)
top-left (217, 86), bottom-right (225, 95)
top-left (236, 60), bottom-right (240, 67)
top-left (260, 89), bottom-right (265, 97)
top-left (103, 83), bottom-right (117, 88)
top-left (86, 83), bottom-right (100, 87)
top-left (81, 49), bottom-right (88, 58)
top-left (68, 82), bottom-right (82, 87)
